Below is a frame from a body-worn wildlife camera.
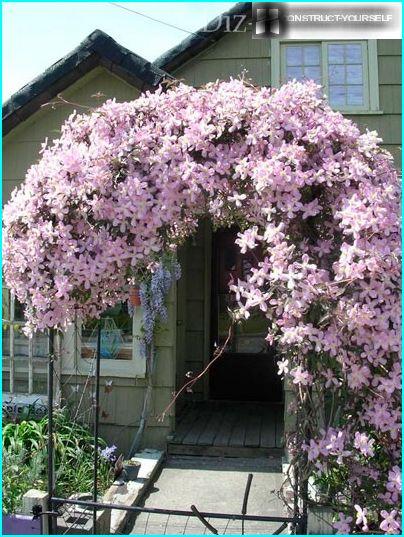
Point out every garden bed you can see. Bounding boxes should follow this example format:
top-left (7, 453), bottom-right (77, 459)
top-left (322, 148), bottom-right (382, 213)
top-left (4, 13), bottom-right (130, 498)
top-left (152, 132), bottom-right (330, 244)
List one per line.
top-left (2, 409), bottom-right (115, 518)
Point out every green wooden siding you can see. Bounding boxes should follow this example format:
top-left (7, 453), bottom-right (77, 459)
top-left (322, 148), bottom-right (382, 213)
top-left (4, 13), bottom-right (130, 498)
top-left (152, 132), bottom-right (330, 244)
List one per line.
top-left (176, 222), bottom-right (211, 403)
top-left (174, 36), bottom-right (401, 169)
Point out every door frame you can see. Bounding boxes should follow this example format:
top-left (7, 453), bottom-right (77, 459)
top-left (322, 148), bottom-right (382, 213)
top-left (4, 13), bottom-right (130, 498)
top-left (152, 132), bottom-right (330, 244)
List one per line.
top-left (202, 220), bottom-right (212, 401)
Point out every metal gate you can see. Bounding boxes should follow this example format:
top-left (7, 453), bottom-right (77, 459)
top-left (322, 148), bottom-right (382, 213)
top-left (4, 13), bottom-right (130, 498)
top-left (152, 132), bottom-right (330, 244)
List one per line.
top-left (33, 328), bottom-right (307, 535)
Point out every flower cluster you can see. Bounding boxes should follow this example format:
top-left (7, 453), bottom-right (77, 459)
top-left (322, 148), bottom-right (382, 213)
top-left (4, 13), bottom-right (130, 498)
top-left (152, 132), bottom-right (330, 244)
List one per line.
top-left (3, 79), bottom-right (401, 533)
top-left (99, 444), bottom-right (117, 463)
top-left (138, 256), bottom-right (181, 355)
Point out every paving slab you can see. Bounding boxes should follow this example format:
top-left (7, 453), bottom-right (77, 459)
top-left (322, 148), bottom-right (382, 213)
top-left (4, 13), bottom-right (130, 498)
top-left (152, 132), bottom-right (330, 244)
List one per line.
top-left (130, 455), bottom-right (289, 535)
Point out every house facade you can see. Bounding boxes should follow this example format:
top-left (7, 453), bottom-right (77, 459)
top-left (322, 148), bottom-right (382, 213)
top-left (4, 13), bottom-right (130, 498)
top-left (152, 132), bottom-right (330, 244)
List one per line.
top-left (3, 3), bottom-right (402, 455)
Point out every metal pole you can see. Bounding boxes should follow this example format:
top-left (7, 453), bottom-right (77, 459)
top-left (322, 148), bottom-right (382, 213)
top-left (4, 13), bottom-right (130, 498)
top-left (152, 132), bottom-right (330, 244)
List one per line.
top-left (47, 329), bottom-right (55, 535)
top-left (51, 497), bottom-right (301, 523)
top-left (241, 473), bottom-right (253, 535)
top-left (190, 505), bottom-right (218, 534)
top-left (293, 464), bottom-right (299, 534)
top-left (92, 322), bottom-right (102, 534)
top-left (300, 476), bottom-right (308, 535)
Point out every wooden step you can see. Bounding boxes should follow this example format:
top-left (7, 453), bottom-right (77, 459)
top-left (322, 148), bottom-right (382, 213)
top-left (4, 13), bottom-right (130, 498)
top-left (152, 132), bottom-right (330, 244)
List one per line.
top-left (168, 442), bottom-right (283, 458)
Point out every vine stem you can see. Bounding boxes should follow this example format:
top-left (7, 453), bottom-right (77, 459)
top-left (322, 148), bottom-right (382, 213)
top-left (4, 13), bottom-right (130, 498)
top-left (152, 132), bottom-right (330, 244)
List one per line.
top-left (158, 322), bottom-right (235, 421)
top-left (128, 341), bottom-right (155, 458)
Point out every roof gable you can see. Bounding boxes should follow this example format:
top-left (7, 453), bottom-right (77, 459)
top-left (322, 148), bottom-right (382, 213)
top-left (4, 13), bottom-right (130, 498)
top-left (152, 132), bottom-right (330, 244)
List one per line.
top-left (3, 30), bottom-right (170, 135)
top-left (154, 2), bottom-right (251, 73)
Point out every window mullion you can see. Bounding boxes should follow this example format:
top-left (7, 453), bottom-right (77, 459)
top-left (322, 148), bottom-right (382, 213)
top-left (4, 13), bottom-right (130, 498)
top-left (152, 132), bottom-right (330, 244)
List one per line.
top-left (362, 41), bottom-right (371, 111)
top-left (321, 42), bottom-right (329, 99)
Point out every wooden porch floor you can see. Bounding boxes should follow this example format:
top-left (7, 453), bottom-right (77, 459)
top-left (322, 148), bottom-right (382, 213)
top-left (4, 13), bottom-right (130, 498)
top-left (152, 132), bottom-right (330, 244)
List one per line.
top-left (168, 401), bottom-right (284, 457)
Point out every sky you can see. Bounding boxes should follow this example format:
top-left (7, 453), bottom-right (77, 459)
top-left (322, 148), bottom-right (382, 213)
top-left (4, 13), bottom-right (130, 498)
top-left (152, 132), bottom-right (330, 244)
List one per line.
top-left (2, 1), bottom-right (236, 101)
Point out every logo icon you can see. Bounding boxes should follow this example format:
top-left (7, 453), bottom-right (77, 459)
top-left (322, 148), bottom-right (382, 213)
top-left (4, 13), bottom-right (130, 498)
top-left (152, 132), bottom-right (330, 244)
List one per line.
top-left (252, 3), bottom-right (287, 38)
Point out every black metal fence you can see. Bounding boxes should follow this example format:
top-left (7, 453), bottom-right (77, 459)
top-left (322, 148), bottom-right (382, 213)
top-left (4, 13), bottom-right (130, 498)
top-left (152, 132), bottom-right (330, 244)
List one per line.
top-left (35, 327), bottom-right (307, 535)
top-left (44, 495), bottom-right (305, 535)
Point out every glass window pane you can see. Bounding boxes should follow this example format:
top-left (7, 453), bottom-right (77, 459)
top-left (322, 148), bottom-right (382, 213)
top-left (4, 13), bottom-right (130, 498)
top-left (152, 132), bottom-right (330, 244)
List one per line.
top-left (14, 299), bottom-right (25, 322)
top-left (286, 47), bottom-right (303, 66)
top-left (14, 330), bottom-right (29, 357)
top-left (328, 44), bottom-right (344, 64)
top-left (329, 86), bottom-right (346, 106)
top-left (286, 66), bottom-right (303, 80)
top-left (346, 64), bottom-right (363, 84)
top-left (82, 302), bottom-right (133, 360)
top-left (304, 45), bottom-right (320, 65)
top-left (346, 44), bottom-right (363, 63)
top-left (33, 333), bottom-right (49, 358)
top-left (328, 65), bottom-right (345, 84)
top-left (304, 66), bottom-right (321, 83)
top-left (347, 85), bottom-right (364, 105)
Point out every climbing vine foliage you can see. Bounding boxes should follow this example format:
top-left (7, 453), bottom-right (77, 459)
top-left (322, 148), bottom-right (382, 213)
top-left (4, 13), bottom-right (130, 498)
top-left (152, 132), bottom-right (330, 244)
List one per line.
top-left (3, 79), bottom-right (401, 533)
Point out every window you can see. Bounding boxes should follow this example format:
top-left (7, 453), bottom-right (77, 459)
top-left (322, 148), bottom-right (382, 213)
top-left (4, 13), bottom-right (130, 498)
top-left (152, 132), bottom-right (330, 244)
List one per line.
top-left (273, 40), bottom-right (380, 113)
top-left (2, 289), bottom-right (147, 386)
top-left (62, 302), bottom-right (147, 378)
top-left (327, 43), bottom-right (364, 108)
top-left (284, 44), bottom-right (322, 84)
top-left (2, 288), bottom-right (49, 395)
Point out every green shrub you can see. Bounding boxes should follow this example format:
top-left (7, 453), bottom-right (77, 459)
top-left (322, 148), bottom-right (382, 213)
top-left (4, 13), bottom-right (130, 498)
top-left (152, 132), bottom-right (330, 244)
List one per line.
top-left (2, 409), bottom-right (114, 514)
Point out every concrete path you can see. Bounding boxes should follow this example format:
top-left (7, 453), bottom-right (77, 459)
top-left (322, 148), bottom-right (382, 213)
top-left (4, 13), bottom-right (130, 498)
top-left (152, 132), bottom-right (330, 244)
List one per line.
top-left (130, 455), bottom-right (289, 535)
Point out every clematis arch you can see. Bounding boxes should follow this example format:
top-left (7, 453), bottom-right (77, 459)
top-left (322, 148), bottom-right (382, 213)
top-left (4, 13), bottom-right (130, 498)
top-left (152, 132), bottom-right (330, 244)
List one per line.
top-left (3, 79), bottom-right (401, 533)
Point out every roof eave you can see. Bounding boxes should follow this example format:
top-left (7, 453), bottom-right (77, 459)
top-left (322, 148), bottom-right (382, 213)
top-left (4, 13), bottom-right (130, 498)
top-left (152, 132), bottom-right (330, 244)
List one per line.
top-left (154, 2), bottom-right (251, 73)
top-left (3, 29), bottom-right (171, 136)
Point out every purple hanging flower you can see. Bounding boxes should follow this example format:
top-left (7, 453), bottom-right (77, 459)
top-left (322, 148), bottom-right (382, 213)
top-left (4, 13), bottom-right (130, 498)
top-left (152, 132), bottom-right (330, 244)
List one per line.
top-left (137, 257), bottom-right (181, 356)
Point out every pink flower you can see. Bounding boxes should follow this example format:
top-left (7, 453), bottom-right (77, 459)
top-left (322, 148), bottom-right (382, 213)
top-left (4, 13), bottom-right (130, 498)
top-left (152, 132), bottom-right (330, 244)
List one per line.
top-left (333, 512), bottom-right (353, 534)
top-left (354, 432), bottom-right (375, 457)
top-left (354, 505), bottom-right (369, 532)
top-left (380, 510), bottom-right (401, 534)
top-left (290, 366), bottom-right (313, 386)
top-left (301, 198), bottom-right (321, 219)
top-left (277, 359), bottom-right (289, 376)
top-left (347, 364), bottom-right (371, 390)
top-left (386, 466), bottom-right (402, 496)
top-left (235, 226), bottom-right (262, 254)
top-left (227, 192), bottom-right (247, 207)
top-left (322, 368), bottom-right (340, 389)
top-left (306, 439), bottom-right (321, 461)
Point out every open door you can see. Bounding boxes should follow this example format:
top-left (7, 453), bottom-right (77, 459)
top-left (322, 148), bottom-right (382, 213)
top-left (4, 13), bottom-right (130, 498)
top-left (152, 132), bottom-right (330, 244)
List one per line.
top-left (210, 228), bottom-right (282, 402)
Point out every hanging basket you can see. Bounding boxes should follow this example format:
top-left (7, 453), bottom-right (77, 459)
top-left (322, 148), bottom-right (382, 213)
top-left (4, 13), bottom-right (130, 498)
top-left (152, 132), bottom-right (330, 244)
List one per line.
top-left (129, 286), bottom-right (141, 307)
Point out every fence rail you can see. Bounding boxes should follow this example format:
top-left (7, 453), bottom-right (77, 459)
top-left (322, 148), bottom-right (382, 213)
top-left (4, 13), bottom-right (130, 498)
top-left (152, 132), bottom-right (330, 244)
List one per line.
top-left (41, 494), bottom-right (306, 535)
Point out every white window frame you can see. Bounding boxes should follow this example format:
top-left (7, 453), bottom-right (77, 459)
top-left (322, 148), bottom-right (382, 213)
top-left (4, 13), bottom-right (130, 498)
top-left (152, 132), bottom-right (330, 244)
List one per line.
top-left (2, 288), bottom-right (56, 400)
top-left (61, 306), bottom-right (146, 378)
top-left (271, 39), bottom-right (381, 114)
top-left (2, 287), bottom-right (62, 404)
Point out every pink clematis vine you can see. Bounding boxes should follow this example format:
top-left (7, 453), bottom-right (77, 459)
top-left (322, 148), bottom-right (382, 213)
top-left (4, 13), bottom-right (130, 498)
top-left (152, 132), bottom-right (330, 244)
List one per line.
top-left (3, 79), bottom-right (401, 533)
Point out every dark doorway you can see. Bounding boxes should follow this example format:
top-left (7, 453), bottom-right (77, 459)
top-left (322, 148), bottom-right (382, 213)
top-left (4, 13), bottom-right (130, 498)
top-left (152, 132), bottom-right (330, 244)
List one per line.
top-left (210, 228), bottom-right (282, 402)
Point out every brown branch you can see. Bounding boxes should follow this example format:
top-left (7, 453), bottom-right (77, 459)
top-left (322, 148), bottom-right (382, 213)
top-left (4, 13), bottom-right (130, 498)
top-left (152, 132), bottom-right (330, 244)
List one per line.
top-left (41, 93), bottom-right (92, 111)
top-left (158, 322), bottom-right (234, 421)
